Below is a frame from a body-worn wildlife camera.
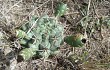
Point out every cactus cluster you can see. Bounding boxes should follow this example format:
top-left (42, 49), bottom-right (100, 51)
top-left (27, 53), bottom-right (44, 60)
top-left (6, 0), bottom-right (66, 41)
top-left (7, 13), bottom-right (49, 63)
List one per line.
top-left (16, 2), bottom-right (86, 60)
top-left (17, 15), bottom-right (64, 60)
top-left (16, 2), bottom-right (67, 60)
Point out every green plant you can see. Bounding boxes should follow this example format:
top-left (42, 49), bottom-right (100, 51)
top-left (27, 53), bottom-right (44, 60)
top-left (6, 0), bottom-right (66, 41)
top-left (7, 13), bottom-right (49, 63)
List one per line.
top-left (16, 2), bottom-right (67, 60)
top-left (95, 17), bottom-right (110, 27)
top-left (17, 15), bottom-right (64, 60)
top-left (64, 34), bottom-right (86, 47)
top-left (16, 2), bottom-right (87, 60)
top-left (54, 2), bottom-right (68, 17)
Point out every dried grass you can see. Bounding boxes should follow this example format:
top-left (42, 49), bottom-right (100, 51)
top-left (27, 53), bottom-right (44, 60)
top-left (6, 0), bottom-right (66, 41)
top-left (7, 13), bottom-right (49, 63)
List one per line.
top-left (0, 0), bottom-right (110, 70)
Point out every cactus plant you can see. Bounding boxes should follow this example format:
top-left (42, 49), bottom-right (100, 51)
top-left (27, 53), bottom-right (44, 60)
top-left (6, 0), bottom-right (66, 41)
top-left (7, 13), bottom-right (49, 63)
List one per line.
top-left (17, 14), bottom-right (64, 60)
top-left (17, 2), bottom-right (68, 60)
top-left (64, 34), bottom-right (86, 47)
top-left (55, 2), bottom-right (67, 17)
top-left (16, 2), bottom-right (88, 60)
top-left (19, 48), bottom-right (37, 60)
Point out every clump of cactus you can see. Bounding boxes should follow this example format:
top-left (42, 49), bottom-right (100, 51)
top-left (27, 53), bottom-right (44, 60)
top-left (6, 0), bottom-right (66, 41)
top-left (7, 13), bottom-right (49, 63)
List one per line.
top-left (17, 15), bottom-right (64, 60)
top-left (16, 2), bottom-right (67, 60)
top-left (16, 2), bottom-right (86, 60)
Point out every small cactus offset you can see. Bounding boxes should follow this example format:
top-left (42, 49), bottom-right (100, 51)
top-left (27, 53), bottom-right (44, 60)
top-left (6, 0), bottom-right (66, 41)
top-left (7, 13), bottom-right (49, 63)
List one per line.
top-left (19, 48), bottom-right (37, 60)
top-left (64, 34), bottom-right (87, 47)
top-left (55, 2), bottom-right (68, 17)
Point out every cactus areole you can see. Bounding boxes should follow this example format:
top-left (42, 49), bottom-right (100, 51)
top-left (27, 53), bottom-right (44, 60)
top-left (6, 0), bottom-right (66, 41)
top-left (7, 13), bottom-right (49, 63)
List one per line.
top-left (64, 34), bottom-right (86, 47)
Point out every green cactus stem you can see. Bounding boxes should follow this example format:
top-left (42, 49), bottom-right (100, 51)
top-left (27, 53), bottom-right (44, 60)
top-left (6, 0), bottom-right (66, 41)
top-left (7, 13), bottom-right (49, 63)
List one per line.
top-left (64, 34), bottom-right (86, 47)
top-left (55, 2), bottom-right (67, 17)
